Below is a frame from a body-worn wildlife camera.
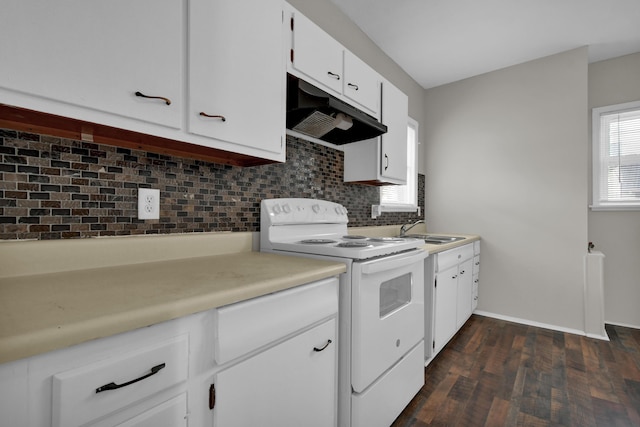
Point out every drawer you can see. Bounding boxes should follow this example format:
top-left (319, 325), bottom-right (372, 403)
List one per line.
top-left (436, 244), bottom-right (474, 272)
top-left (473, 255), bottom-right (480, 274)
top-left (115, 393), bottom-right (187, 427)
top-left (52, 334), bottom-right (188, 427)
top-left (214, 277), bottom-right (338, 364)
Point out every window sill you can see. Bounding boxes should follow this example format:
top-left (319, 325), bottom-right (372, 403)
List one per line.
top-left (590, 204), bottom-right (640, 211)
top-left (371, 204), bottom-right (420, 219)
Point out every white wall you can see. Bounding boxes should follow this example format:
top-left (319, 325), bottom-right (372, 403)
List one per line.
top-left (423, 48), bottom-right (590, 333)
top-left (588, 52), bottom-right (640, 328)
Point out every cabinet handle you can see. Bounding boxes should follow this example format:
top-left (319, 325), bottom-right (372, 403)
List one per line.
top-left (199, 112), bottom-right (226, 122)
top-left (313, 339), bottom-right (332, 352)
top-left (384, 154), bottom-right (389, 170)
top-left (452, 274), bottom-right (458, 279)
top-left (460, 270), bottom-right (465, 275)
top-left (327, 71), bottom-right (340, 80)
top-left (134, 91), bottom-right (171, 105)
top-left (95, 363), bottom-right (165, 393)
top-left (347, 82), bottom-right (359, 91)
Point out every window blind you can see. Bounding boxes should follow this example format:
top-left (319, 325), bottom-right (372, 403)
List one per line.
top-left (596, 107), bottom-right (640, 207)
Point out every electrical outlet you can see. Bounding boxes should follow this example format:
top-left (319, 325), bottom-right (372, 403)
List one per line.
top-left (138, 188), bottom-right (160, 220)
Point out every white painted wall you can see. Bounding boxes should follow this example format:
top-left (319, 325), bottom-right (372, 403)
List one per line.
top-left (588, 52), bottom-right (640, 328)
top-left (423, 48), bottom-right (590, 333)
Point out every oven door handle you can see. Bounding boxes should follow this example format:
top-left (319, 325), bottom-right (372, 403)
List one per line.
top-left (360, 250), bottom-right (427, 275)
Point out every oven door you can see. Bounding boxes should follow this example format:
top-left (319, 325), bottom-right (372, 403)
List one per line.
top-left (350, 249), bottom-right (426, 392)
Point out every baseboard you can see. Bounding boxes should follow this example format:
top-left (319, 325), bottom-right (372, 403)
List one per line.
top-left (604, 320), bottom-right (640, 330)
top-left (473, 310), bottom-right (610, 341)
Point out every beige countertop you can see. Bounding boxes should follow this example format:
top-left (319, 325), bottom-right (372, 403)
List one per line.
top-left (348, 225), bottom-right (480, 254)
top-left (0, 236), bottom-right (345, 365)
top-left (0, 227), bottom-right (479, 365)
top-left (419, 233), bottom-right (480, 254)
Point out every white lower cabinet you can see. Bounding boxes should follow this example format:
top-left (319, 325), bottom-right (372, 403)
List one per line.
top-left (0, 277), bottom-right (339, 427)
top-left (211, 277), bottom-right (339, 427)
top-left (430, 242), bottom-right (478, 359)
top-left (214, 319), bottom-right (336, 427)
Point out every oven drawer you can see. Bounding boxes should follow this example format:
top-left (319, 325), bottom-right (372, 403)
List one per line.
top-left (351, 342), bottom-right (424, 427)
top-left (214, 277), bottom-right (338, 364)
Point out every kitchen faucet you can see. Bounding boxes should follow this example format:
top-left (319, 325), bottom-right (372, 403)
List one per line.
top-left (399, 219), bottom-right (424, 236)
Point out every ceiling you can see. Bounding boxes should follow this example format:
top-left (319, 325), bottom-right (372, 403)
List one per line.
top-left (329, 0), bottom-right (640, 89)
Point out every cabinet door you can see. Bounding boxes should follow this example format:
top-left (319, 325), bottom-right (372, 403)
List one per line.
top-left (0, 0), bottom-right (184, 129)
top-left (456, 258), bottom-right (474, 328)
top-left (433, 265), bottom-right (458, 354)
top-left (343, 51), bottom-right (380, 116)
top-left (214, 318), bottom-right (336, 427)
top-left (188, 0), bottom-right (283, 155)
top-left (291, 12), bottom-right (344, 95)
top-left (380, 80), bottom-right (408, 182)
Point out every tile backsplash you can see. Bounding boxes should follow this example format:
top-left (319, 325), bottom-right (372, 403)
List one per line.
top-left (0, 128), bottom-right (424, 240)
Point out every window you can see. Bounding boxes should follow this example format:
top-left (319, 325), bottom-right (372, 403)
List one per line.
top-left (592, 101), bottom-right (640, 210)
top-left (374, 117), bottom-right (418, 217)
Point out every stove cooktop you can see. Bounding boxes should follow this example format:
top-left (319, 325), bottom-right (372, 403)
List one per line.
top-left (269, 234), bottom-right (424, 260)
top-left (260, 198), bottom-right (425, 260)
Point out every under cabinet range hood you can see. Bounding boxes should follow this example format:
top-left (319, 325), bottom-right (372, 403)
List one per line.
top-left (286, 74), bottom-right (387, 145)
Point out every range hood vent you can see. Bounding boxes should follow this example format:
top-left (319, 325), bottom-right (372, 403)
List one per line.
top-left (286, 75), bottom-right (387, 145)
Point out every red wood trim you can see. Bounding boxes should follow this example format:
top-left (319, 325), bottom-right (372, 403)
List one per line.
top-left (0, 104), bottom-right (278, 167)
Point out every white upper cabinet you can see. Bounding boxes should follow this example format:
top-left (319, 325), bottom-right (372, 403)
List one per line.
top-left (380, 79), bottom-right (409, 182)
top-left (343, 78), bottom-right (408, 185)
top-left (289, 11), bottom-right (344, 95)
top-left (342, 51), bottom-right (380, 116)
top-left (0, 0), bottom-right (184, 129)
top-left (0, 0), bottom-right (286, 165)
top-left (188, 0), bottom-right (284, 155)
top-left (288, 7), bottom-right (380, 116)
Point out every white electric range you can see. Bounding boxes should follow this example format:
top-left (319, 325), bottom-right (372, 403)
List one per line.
top-left (260, 198), bottom-right (427, 427)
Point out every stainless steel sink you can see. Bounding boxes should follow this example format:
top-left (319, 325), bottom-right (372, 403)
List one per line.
top-left (400, 234), bottom-right (466, 244)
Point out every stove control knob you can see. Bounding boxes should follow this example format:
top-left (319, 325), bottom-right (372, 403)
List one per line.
top-left (312, 204), bottom-right (321, 213)
top-left (272, 204), bottom-right (282, 215)
top-left (335, 207), bottom-right (341, 215)
top-left (282, 204), bottom-right (291, 213)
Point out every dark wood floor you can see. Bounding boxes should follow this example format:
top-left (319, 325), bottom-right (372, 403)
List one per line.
top-left (392, 315), bottom-right (640, 427)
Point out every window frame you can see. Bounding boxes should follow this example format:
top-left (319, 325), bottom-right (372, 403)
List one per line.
top-left (591, 100), bottom-right (640, 211)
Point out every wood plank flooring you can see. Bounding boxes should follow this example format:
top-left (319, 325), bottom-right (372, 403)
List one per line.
top-left (392, 315), bottom-right (640, 426)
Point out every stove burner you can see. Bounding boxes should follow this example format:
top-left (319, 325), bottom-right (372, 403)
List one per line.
top-left (368, 237), bottom-right (407, 243)
top-left (337, 241), bottom-right (372, 248)
top-left (343, 235), bottom-right (368, 240)
top-left (300, 239), bottom-right (337, 244)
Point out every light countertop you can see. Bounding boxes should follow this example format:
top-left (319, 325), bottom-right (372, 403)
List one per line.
top-left (0, 235), bottom-right (345, 364)
top-left (0, 227), bottom-right (479, 365)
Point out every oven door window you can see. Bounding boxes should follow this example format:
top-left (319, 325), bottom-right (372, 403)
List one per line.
top-left (380, 273), bottom-right (412, 317)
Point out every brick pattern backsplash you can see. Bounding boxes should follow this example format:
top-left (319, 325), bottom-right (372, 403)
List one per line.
top-left (0, 128), bottom-right (425, 240)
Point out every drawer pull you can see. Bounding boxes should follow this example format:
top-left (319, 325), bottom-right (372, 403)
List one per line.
top-left (95, 363), bottom-right (166, 393)
top-left (199, 112), bottom-right (226, 121)
top-left (313, 339), bottom-right (332, 352)
top-left (135, 91), bottom-right (171, 105)
top-left (347, 82), bottom-right (359, 91)
top-left (327, 71), bottom-right (341, 80)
